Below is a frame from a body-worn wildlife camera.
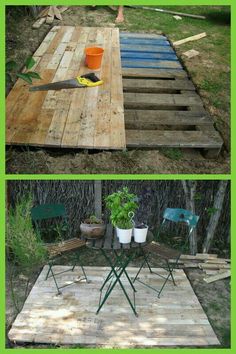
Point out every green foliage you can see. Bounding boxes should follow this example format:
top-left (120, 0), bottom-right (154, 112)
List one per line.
top-left (6, 56), bottom-right (41, 85)
top-left (86, 215), bottom-right (103, 224)
top-left (105, 187), bottom-right (138, 229)
top-left (161, 148), bottom-right (183, 161)
top-left (7, 194), bottom-right (48, 274)
top-left (206, 207), bottom-right (219, 216)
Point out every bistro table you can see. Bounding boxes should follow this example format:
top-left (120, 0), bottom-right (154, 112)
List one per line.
top-left (85, 224), bottom-right (153, 317)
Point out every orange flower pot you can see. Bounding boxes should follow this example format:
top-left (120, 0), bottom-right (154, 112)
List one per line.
top-left (85, 47), bottom-right (104, 70)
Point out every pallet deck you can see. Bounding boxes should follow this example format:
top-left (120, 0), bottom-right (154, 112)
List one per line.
top-left (120, 32), bottom-right (223, 157)
top-left (8, 266), bottom-right (220, 347)
top-left (6, 29), bottom-right (223, 156)
top-left (6, 26), bottom-right (125, 150)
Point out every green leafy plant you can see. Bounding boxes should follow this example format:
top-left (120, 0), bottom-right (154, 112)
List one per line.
top-left (6, 56), bottom-right (41, 84)
top-left (6, 193), bottom-right (48, 274)
top-left (84, 215), bottom-right (104, 224)
top-left (105, 187), bottom-right (138, 229)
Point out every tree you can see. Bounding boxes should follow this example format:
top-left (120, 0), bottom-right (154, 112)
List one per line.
top-left (202, 180), bottom-right (228, 253)
top-left (181, 180), bottom-right (198, 255)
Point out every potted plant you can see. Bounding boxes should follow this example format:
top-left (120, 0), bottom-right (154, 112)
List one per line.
top-left (105, 187), bottom-right (138, 244)
top-left (134, 222), bottom-right (149, 243)
top-left (80, 215), bottom-right (106, 239)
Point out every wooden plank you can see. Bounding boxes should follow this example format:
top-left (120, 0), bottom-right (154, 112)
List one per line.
top-left (122, 60), bottom-right (182, 69)
top-left (120, 32), bottom-right (167, 39)
top-left (121, 52), bottom-right (178, 60)
top-left (199, 263), bottom-right (230, 270)
top-left (203, 270), bottom-right (231, 283)
top-left (124, 92), bottom-right (203, 108)
top-left (123, 78), bottom-right (195, 92)
top-left (32, 17), bottom-right (46, 29)
top-left (121, 44), bottom-right (175, 54)
top-left (125, 110), bottom-right (213, 129)
top-left (173, 32), bottom-right (207, 46)
top-left (120, 38), bottom-right (170, 46)
top-left (122, 68), bottom-right (187, 78)
top-left (126, 130), bottom-right (223, 149)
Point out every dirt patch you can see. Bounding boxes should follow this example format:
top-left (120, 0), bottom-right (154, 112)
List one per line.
top-left (6, 6), bottom-right (230, 174)
top-left (6, 148), bottom-right (230, 174)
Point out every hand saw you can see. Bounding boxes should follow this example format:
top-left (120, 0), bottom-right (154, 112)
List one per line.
top-left (29, 73), bottom-right (103, 91)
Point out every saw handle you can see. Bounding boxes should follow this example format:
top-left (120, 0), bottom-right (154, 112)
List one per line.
top-left (77, 73), bottom-right (103, 87)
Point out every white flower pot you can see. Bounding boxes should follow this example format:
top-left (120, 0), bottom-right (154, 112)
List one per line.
top-left (134, 225), bottom-right (148, 243)
top-left (116, 227), bottom-right (133, 244)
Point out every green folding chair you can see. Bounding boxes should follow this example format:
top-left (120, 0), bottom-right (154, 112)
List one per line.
top-left (133, 208), bottom-right (199, 297)
top-left (31, 203), bottom-right (88, 294)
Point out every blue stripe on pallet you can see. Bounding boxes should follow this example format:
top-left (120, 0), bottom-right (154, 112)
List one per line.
top-left (121, 52), bottom-right (178, 61)
top-left (122, 63), bottom-right (184, 70)
top-left (121, 46), bottom-right (175, 54)
top-left (120, 39), bottom-right (170, 46)
top-left (119, 32), bottom-right (182, 70)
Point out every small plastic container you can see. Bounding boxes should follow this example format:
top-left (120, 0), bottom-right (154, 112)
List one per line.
top-left (85, 47), bottom-right (104, 70)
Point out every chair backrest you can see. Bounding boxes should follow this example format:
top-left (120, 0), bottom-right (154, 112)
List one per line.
top-left (163, 208), bottom-right (199, 229)
top-left (31, 204), bottom-right (66, 221)
top-left (156, 208), bottom-right (199, 250)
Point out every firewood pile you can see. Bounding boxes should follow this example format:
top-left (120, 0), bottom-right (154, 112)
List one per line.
top-left (169, 253), bottom-right (231, 283)
top-left (32, 6), bottom-right (68, 28)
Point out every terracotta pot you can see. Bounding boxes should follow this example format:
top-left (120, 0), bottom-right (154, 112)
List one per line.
top-left (80, 222), bottom-right (106, 239)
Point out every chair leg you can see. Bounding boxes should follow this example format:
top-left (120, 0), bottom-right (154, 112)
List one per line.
top-left (47, 265), bottom-right (61, 295)
top-left (166, 259), bottom-right (176, 286)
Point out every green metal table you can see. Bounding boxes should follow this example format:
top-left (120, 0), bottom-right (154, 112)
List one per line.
top-left (86, 224), bottom-right (153, 317)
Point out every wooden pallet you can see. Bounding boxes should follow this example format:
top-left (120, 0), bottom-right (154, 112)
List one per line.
top-left (6, 26), bottom-right (125, 150)
top-left (8, 266), bottom-right (220, 347)
top-left (120, 32), bottom-right (223, 158)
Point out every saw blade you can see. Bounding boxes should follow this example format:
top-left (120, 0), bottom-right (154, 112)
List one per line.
top-left (29, 78), bottom-right (85, 91)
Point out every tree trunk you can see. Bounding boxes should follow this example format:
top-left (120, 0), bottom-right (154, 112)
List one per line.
top-left (202, 180), bottom-right (228, 253)
top-left (181, 180), bottom-right (198, 255)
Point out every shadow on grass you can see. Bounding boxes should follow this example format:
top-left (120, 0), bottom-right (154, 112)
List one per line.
top-left (206, 10), bottom-right (230, 25)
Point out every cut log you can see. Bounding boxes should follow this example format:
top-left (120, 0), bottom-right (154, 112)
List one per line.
top-left (173, 32), bottom-right (207, 46)
top-left (58, 6), bottom-right (69, 13)
top-left (203, 270), bottom-right (231, 283)
top-left (32, 17), bottom-right (46, 29)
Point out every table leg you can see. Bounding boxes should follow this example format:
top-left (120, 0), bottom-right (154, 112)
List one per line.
top-left (97, 249), bottom-right (138, 317)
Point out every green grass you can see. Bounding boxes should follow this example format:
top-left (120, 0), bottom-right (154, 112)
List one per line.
top-left (161, 148), bottom-right (183, 161)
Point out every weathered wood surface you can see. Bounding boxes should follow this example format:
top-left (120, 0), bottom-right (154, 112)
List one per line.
top-left (6, 26), bottom-right (125, 150)
top-left (121, 32), bottom-right (223, 156)
top-left (8, 266), bottom-right (219, 347)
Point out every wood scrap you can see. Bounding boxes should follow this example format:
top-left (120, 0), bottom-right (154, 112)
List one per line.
top-left (58, 6), bottom-right (69, 14)
top-left (173, 15), bottom-right (182, 20)
top-left (182, 49), bottom-right (199, 59)
top-left (37, 6), bottom-right (50, 19)
top-left (199, 263), bottom-right (230, 270)
top-left (53, 6), bottom-right (63, 20)
top-left (32, 17), bottom-right (46, 29)
top-left (173, 32), bottom-right (207, 46)
top-left (203, 270), bottom-right (231, 283)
